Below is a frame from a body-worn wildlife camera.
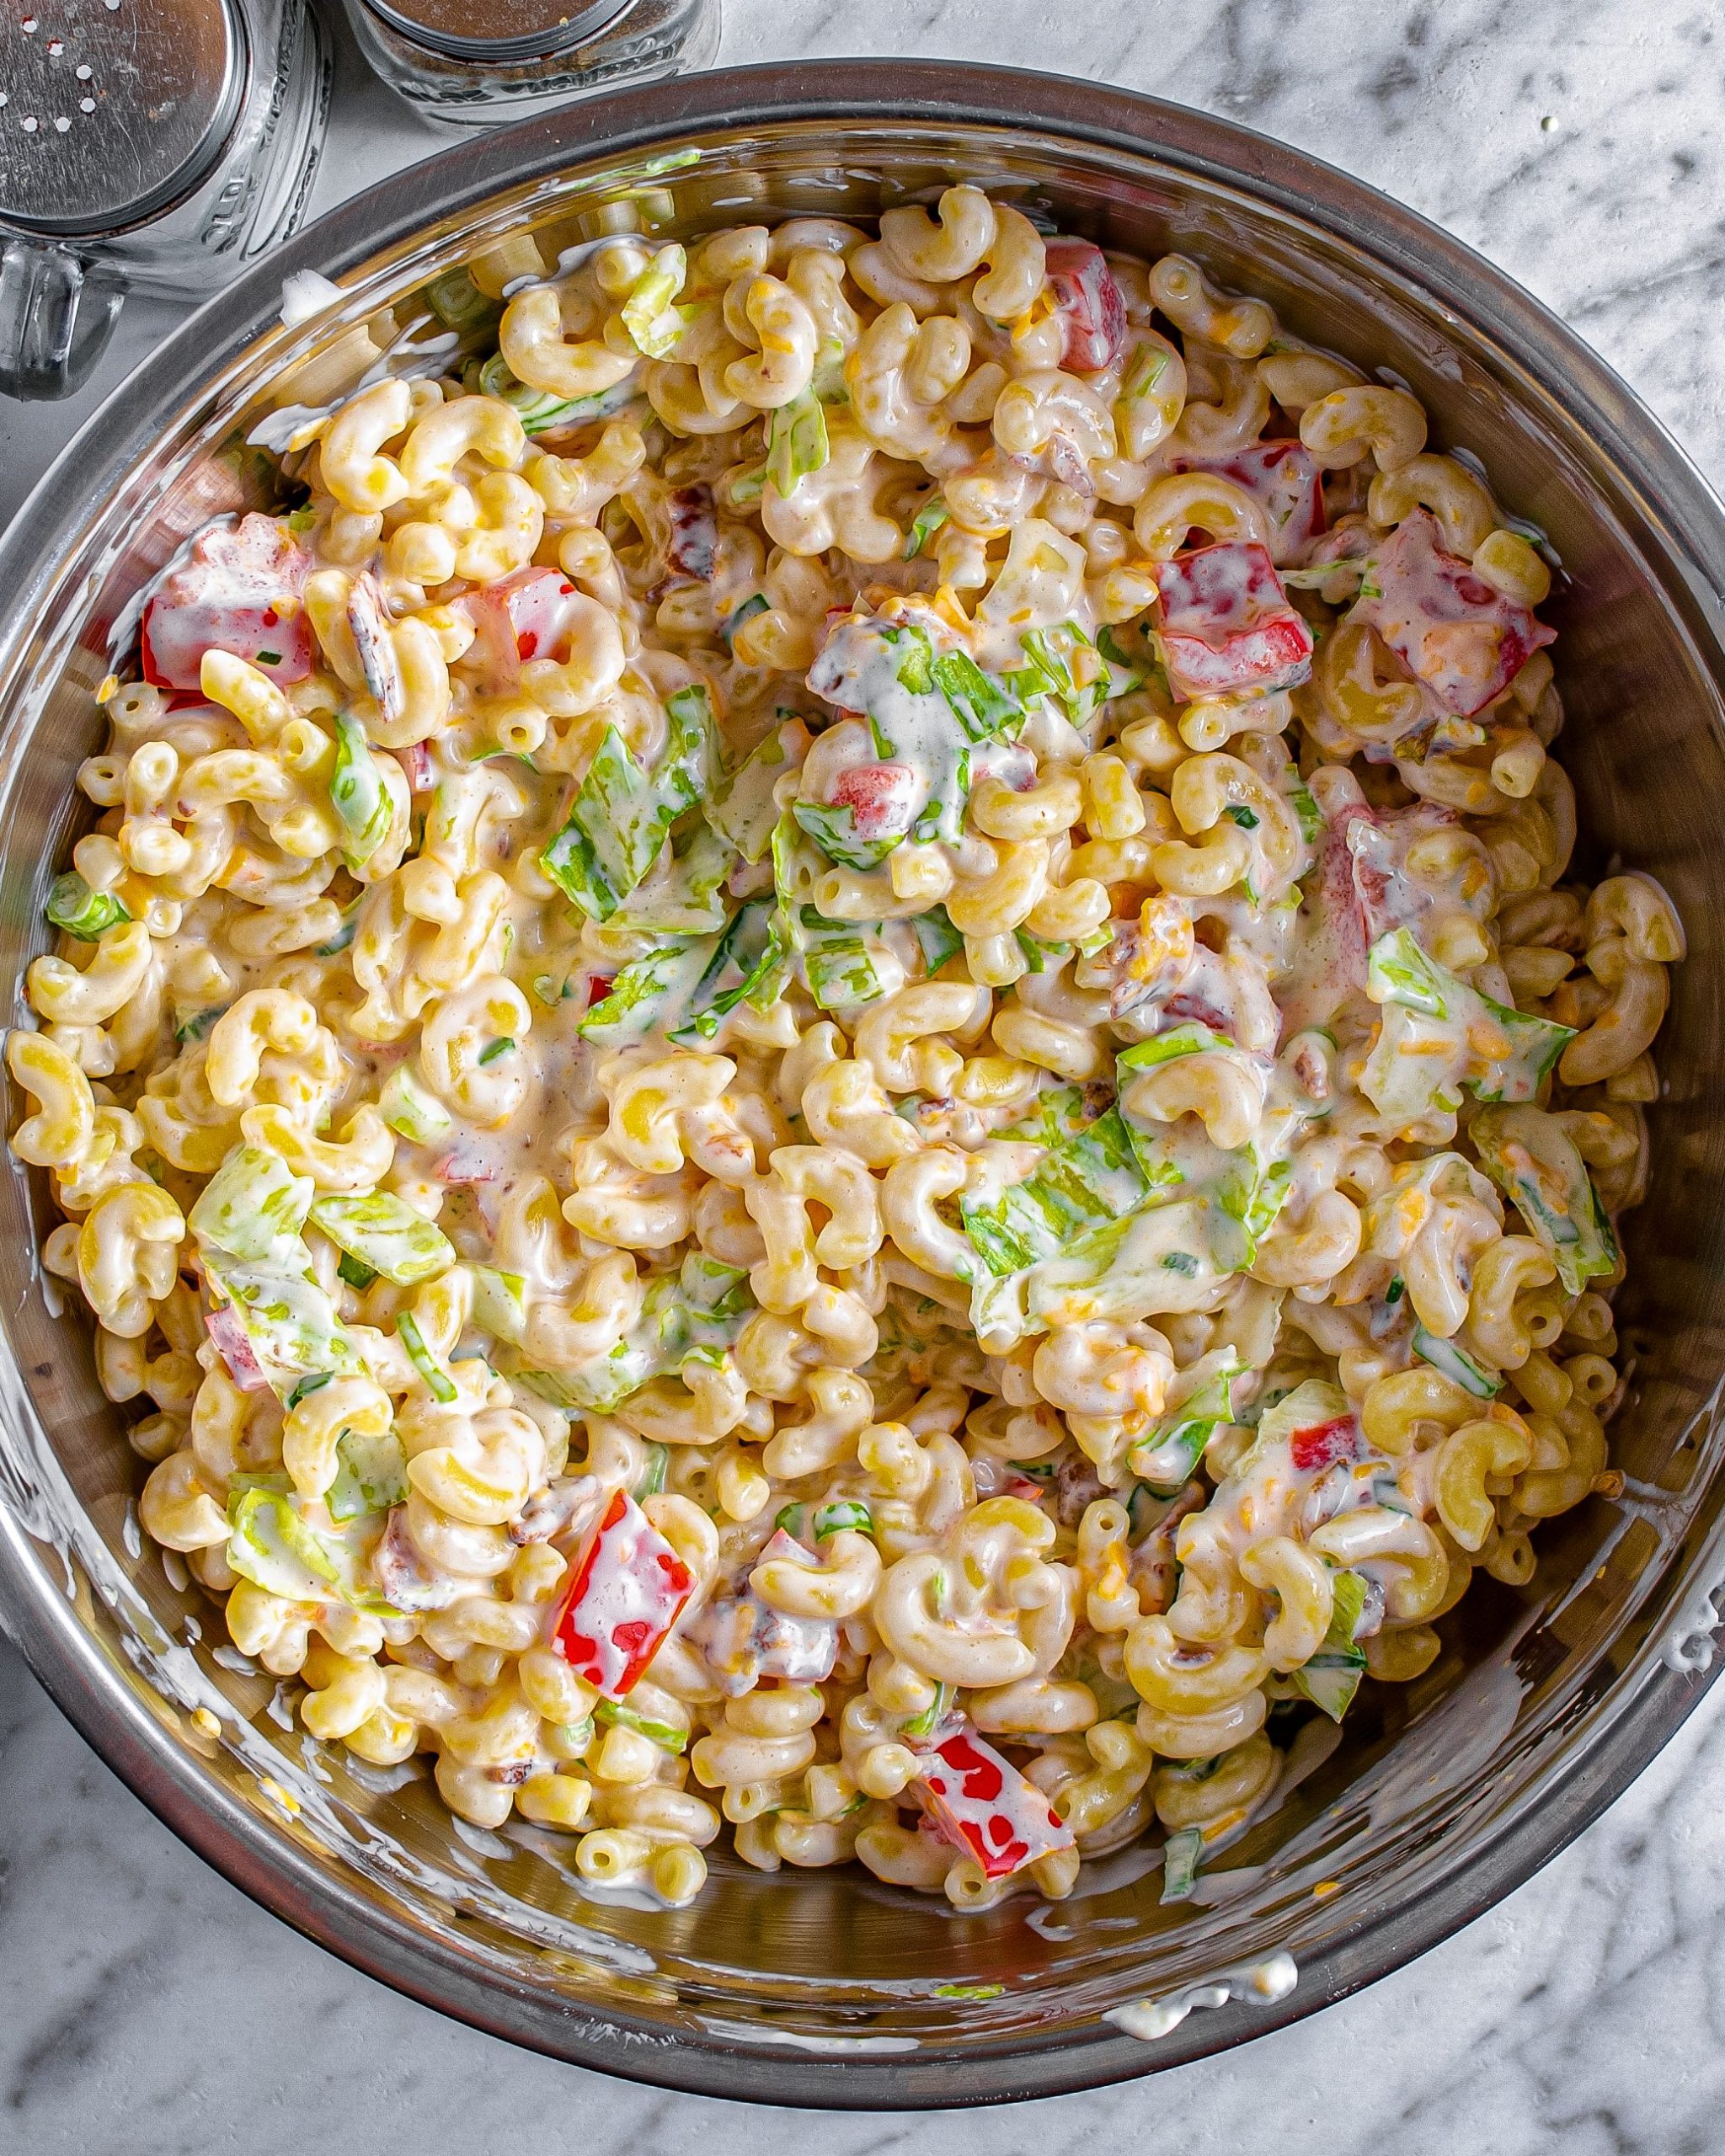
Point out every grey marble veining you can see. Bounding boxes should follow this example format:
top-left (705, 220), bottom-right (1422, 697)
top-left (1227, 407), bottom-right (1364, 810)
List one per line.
top-left (4, 1), bottom-right (1725, 2149)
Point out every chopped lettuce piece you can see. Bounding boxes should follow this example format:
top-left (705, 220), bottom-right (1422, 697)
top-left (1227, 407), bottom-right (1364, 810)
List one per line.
top-left (932, 649), bottom-right (1021, 741)
top-left (504, 1251), bottom-right (752, 1413)
top-left (378, 1065), bottom-right (454, 1144)
top-left (189, 1145), bottom-right (314, 1262)
top-left (1117, 1021), bottom-right (1237, 1074)
top-left (913, 904), bottom-right (965, 976)
top-left (1160, 1826), bottom-right (1203, 1904)
top-left (766, 388), bottom-right (830, 495)
top-left (614, 814), bottom-right (736, 935)
top-left (398, 1310), bottom-right (458, 1402)
top-left (961, 1102), bottom-right (1148, 1278)
top-left (620, 243), bottom-right (688, 358)
top-left (595, 1697), bottom-right (688, 1753)
top-left (579, 934), bottom-right (720, 1047)
top-left (330, 710), bottom-right (393, 866)
top-left (1290, 1566), bottom-right (1370, 1721)
top-left (468, 1263), bottom-right (528, 1343)
top-left (477, 351), bottom-right (640, 435)
top-left (45, 870), bottom-right (130, 941)
top-left (310, 1191), bottom-right (455, 1288)
top-left (1412, 1323), bottom-right (1502, 1397)
top-left (796, 906), bottom-right (900, 1010)
top-left (1363, 928), bottom-right (1574, 1122)
top-left (1128, 1354), bottom-right (1246, 1492)
top-left (1470, 1102), bottom-right (1619, 1295)
top-left (776, 1498), bottom-right (873, 1541)
top-left (710, 715), bottom-right (806, 863)
top-left (542, 682), bottom-right (712, 919)
top-left (904, 496), bottom-right (950, 559)
top-left (325, 1427), bottom-right (409, 1524)
top-left (204, 1248), bottom-right (359, 1395)
top-left (225, 1486), bottom-right (335, 1601)
top-left (669, 900), bottom-right (790, 1043)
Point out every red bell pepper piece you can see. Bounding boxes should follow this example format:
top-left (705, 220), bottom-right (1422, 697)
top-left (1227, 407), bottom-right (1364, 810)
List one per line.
top-left (1349, 509), bottom-right (1554, 718)
top-left (459, 566), bottom-right (582, 695)
top-left (553, 1487), bottom-right (696, 1699)
top-left (140, 514), bottom-right (313, 690)
top-left (1172, 441), bottom-right (1326, 566)
top-left (1155, 541), bottom-right (1315, 700)
top-left (1289, 1413), bottom-right (1362, 1474)
top-left (1043, 237), bottom-right (1128, 374)
top-left (911, 1725), bottom-right (1076, 1880)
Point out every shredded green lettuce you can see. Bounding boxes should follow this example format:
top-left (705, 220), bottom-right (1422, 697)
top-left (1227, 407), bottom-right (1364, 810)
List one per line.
top-left (541, 682), bottom-right (712, 919)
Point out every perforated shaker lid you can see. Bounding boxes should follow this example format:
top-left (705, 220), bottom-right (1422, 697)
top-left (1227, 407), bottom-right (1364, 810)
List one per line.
top-left (1, 0), bottom-right (245, 238)
top-left (361, 0), bottom-right (629, 61)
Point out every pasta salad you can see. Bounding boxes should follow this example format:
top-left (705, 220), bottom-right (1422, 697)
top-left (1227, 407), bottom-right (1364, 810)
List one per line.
top-left (7, 186), bottom-right (1684, 1912)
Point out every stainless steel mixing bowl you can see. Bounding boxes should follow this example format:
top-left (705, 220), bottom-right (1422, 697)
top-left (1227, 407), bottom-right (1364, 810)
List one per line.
top-left (3, 61), bottom-right (1725, 2110)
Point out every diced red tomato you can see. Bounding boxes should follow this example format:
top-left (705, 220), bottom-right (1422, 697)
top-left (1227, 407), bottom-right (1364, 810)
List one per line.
top-left (911, 1726), bottom-right (1076, 1880)
top-left (585, 974), bottom-right (615, 1007)
top-left (666, 484), bottom-right (718, 581)
top-left (553, 1487), bottom-right (696, 1699)
top-left (204, 1305), bottom-right (268, 1392)
top-left (1290, 1414), bottom-right (1361, 1473)
top-left (459, 566), bottom-right (582, 696)
top-left (1044, 238), bottom-right (1128, 373)
top-left (1155, 541), bottom-right (1315, 700)
top-left (830, 760), bottom-right (920, 840)
top-left (141, 515), bottom-right (313, 690)
top-left (1173, 441), bottom-right (1326, 566)
top-left (1350, 509), bottom-right (1555, 717)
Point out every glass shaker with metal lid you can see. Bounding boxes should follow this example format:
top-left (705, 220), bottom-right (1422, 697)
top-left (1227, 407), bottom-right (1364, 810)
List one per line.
top-left (0, 0), bottom-right (329, 399)
top-left (339, 0), bottom-right (719, 131)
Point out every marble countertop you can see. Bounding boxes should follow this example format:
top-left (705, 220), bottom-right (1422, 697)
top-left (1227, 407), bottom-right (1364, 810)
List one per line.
top-left (4, 1), bottom-right (1725, 2148)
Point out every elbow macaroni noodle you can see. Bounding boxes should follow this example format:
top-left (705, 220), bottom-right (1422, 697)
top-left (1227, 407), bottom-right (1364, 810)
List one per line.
top-left (8, 189), bottom-right (1674, 1913)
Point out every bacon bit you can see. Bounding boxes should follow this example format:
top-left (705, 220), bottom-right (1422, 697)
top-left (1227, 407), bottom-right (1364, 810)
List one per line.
top-left (1044, 237), bottom-right (1128, 373)
top-left (430, 1143), bottom-right (499, 1185)
top-left (205, 1305), bottom-right (268, 1392)
top-left (1155, 541), bottom-right (1314, 700)
top-left (372, 1507), bottom-right (458, 1613)
top-left (398, 741), bottom-right (435, 792)
top-left (1290, 1414), bottom-right (1361, 1474)
top-left (665, 485), bottom-right (718, 581)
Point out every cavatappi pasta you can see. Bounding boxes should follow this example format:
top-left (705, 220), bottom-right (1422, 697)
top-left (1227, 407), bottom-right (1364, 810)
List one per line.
top-left (8, 189), bottom-right (1682, 1912)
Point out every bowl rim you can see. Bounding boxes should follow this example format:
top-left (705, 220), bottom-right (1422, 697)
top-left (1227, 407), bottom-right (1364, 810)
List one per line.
top-left (3, 54), bottom-right (1725, 2109)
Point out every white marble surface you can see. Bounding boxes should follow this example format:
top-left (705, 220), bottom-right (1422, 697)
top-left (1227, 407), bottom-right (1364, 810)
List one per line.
top-left (3, 0), bottom-right (1725, 2148)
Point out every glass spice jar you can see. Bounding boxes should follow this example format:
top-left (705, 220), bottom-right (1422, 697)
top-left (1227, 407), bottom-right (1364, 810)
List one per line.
top-left (0, 0), bottom-right (330, 400)
top-left (339, 0), bottom-right (722, 132)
